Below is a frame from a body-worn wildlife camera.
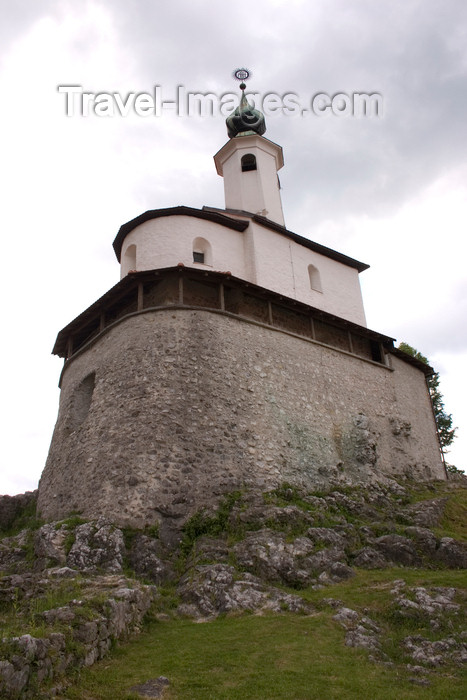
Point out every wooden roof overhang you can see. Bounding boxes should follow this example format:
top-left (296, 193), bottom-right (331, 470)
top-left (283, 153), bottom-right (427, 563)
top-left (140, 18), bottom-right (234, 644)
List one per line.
top-left (52, 265), bottom-right (398, 358)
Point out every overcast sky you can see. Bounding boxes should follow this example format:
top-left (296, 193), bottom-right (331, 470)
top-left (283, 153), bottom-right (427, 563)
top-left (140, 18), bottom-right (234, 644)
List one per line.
top-left (1, 0), bottom-right (466, 496)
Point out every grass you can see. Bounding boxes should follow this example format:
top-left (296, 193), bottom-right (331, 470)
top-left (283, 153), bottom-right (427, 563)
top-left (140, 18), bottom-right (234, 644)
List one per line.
top-left (0, 577), bottom-right (103, 641)
top-left (61, 566), bottom-right (467, 700)
top-left (62, 608), bottom-right (466, 700)
top-left (399, 480), bottom-right (467, 542)
top-left (436, 488), bottom-right (467, 542)
top-left (0, 497), bottom-right (43, 537)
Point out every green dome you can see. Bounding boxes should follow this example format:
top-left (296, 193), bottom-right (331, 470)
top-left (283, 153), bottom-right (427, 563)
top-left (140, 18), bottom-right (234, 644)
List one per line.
top-left (226, 84), bottom-right (266, 138)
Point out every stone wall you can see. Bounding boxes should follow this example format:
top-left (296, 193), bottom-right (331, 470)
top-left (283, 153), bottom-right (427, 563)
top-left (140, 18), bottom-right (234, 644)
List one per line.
top-left (0, 492), bottom-right (37, 531)
top-left (37, 309), bottom-right (444, 534)
top-left (0, 577), bottom-right (153, 699)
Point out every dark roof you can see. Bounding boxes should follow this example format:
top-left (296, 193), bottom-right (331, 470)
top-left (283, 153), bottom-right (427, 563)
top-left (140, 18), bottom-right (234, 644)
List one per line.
top-left (113, 205), bottom-right (369, 273)
top-left (203, 206), bottom-right (370, 273)
top-left (112, 206), bottom-right (249, 261)
top-left (390, 346), bottom-right (434, 377)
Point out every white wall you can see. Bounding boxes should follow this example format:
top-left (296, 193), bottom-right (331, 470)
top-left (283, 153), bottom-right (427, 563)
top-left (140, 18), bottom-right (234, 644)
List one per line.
top-left (120, 214), bottom-right (367, 326)
top-left (221, 141), bottom-right (285, 225)
top-left (248, 221), bottom-right (367, 326)
top-left (120, 215), bottom-right (247, 279)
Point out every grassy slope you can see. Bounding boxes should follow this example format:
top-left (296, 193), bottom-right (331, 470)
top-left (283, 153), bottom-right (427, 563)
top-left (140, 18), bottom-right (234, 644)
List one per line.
top-left (61, 482), bottom-right (467, 700)
top-left (63, 573), bottom-right (466, 700)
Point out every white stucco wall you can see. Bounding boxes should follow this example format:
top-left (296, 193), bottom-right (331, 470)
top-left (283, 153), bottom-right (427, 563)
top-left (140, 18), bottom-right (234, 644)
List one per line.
top-left (215, 134), bottom-right (285, 226)
top-left (221, 145), bottom-right (284, 225)
top-left (247, 221), bottom-right (367, 326)
top-left (120, 216), bottom-right (247, 279)
top-left (120, 214), bottom-right (367, 326)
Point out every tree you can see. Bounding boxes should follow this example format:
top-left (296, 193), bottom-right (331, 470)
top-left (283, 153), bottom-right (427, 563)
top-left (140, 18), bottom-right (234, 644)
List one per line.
top-left (398, 342), bottom-right (457, 452)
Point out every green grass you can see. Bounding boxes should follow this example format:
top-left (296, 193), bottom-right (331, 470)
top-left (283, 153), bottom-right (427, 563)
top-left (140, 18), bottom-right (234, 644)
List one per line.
top-left (0, 497), bottom-right (43, 537)
top-left (62, 610), bottom-right (466, 700)
top-left (399, 481), bottom-right (467, 542)
top-left (436, 488), bottom-right (467, 542)
top-left (0, 577), bottom-right (99, 641)
top-left (62, 566), bottom-right (467, 700)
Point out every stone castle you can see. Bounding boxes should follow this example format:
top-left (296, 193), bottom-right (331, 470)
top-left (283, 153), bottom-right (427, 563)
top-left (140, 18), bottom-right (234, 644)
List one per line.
top-left (37, 82), bottom-right (446, 536)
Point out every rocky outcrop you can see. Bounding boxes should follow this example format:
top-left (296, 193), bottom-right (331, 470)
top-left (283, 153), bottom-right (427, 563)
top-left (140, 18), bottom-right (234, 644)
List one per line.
top-left (232, 530), bottom-right (349, 587)
top-left (0, 492), bottom-right (37, 532)
top-left (0, 572), bottom-right (153, 699)
top-left (391, 579), bottom-right (467, 672)
top-left (332, 605), bottom-right (382, 656)
top-left (1, 479), bottom-right (466, 697)
top-left (67, 520), bottom-right (125, 573)
top-left (177, 564), bottom-right (310, 618)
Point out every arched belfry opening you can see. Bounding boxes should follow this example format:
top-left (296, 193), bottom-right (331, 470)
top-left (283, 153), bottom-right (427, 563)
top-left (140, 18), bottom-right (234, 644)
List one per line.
top-left (241, 153), bottom-right (257, 172)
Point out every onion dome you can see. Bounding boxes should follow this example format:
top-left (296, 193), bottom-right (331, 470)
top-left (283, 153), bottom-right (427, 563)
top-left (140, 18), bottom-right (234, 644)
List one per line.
top-left (226, 82), bottom-right (266, 139)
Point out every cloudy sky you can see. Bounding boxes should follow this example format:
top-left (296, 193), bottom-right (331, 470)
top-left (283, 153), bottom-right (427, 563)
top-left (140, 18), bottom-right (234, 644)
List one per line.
top-left (1, 0), bottom-right (466, 495)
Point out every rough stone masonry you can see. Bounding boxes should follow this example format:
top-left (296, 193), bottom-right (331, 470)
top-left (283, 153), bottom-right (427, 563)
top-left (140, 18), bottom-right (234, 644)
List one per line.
top-left (37, 308), bottom-right (444, 535)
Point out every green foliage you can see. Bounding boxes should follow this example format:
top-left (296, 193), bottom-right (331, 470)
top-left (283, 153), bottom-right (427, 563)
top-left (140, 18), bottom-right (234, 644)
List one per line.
top-left (0, 578), bottom-right (84, 639)
top-left (264, 482), bottom-right (313, 511)
top-left (446, 462), bottom-right (465, 475)
top-left (436, 487), bottom-right (467, 542)
top-left (151, 585), bottom-right (181, 615)
top-left (0, 497), bottom-right (43, 537)
top-left (180, 491), bottom-right (242, 556)
top-left (398, 342), bottom-right (457, 452)
top-left (122, 523), bottom-right (160, 551)
top-left (56, 514), bottom-right (87, 530)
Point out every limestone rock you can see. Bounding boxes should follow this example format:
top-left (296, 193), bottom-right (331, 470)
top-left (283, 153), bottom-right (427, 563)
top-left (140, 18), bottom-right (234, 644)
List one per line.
top-left (306, 527), bottom-right (349, 549)
top-left (177, 563), bottom-right (310, 618)
top-left (67, 519), bottom-right (125, 573)
top-left (434, 537), bottom-right (467, 569)
top-left (332, 607), bottom-right (359, 629)
top-left (329, 562), bottom-right (355, 581)
top-left (130, 676), bottom-right (170, 698)
top-left (406, 498), bottom-right (447, 528)
top-left (128, 534), bottom-right (175, 584)
top-left (352, 547), bottom-right (388, 569)
top-left (403, 635), bottom-right (467, 667)
top-left (404, 526), bottom-right (437, 554)
top-left (374, 534), bottom-right (421, 566)
top-left (34, 523), bottom-right (68, 565)
top-left (333, 606), bottom-right (382, 653)
top-left (0, 531), bottom-right (29, 572)
top-left (232, 529), bottom-right (347, 587)
top-left (394, 585), bottom-right (460, 619)
top-left (229, 503), bottom-right (315, 533)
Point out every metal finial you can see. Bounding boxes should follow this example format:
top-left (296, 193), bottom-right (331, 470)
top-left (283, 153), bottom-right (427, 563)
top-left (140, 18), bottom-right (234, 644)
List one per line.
top-left (233, 68), bottom-right (251, 82)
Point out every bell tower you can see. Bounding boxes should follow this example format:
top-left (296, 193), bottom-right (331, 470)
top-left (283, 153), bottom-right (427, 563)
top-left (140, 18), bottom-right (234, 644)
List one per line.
top-left (214, 82), bottom-right (285, 226)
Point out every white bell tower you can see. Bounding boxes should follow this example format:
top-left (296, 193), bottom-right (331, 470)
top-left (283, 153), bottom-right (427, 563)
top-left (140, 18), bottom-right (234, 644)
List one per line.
top-left (214, 82), bottom-right (285, 227)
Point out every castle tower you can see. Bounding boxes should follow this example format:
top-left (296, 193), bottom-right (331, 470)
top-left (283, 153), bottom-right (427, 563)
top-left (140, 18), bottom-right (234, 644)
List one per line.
top-left (37, 81), bottom-right (445, 539)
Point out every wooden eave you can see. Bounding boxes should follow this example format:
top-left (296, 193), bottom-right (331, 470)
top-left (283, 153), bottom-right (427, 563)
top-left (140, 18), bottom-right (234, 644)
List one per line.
top-left (53, 266), bottom-right (392, 358)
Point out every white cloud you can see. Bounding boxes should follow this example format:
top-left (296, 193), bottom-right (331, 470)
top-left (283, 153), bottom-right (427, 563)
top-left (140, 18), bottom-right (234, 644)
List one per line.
top-left (1, 0), bottom-right (466, 495)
